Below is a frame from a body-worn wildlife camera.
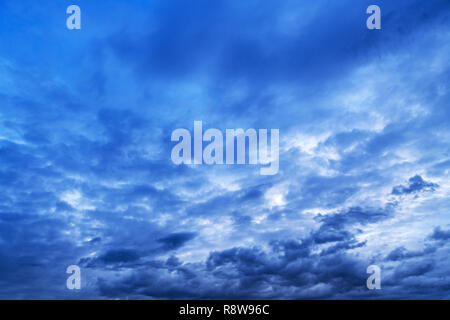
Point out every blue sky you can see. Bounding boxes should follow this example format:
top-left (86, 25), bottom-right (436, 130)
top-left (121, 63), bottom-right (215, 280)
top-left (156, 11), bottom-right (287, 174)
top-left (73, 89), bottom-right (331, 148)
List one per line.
top-left (0, 0), bottom-right (450, 299)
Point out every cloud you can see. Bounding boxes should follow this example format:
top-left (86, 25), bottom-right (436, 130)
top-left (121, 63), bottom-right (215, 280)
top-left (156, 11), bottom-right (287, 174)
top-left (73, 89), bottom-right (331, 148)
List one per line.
top-left (393, 261), bottom-right (435, 279)
top-left (158, 232), bottom-right (197, 251)
top-left (428, 227), bottom-right (450, 241)
top-left (100, 249), bottom-right (141, 264)
top-left (386, 246), bottom-right (437, 262)
top-left (316, 206), bottom-right (394, 229)
top-left (0, 0), bottom-right (449, 299)
top-left (392, 175), bottom-right (439, 195)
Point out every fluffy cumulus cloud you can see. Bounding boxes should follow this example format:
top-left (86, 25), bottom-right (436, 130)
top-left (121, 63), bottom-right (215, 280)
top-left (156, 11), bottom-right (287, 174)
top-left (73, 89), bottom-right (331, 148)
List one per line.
top-left (0, 0), bottom-right (449, 299)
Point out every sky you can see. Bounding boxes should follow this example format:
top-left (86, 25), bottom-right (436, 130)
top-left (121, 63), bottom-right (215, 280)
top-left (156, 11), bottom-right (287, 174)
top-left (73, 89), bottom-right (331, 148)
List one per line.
top-left (0, 0), bottom-right (449, 299)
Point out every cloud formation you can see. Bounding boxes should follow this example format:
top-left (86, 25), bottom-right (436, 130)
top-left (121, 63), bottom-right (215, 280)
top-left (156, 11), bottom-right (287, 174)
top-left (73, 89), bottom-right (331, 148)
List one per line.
top-left (0, 0), bottom-right (449, 299)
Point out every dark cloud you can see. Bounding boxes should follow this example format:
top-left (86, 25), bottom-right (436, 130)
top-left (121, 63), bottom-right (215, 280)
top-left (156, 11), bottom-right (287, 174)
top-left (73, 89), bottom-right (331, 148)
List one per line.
top-left (393, 261), bottom-right (435, 279)
top-left (316, 206), bottom-right (394, 230)
top-left (158, 232), bottom-right (197, 251)
top-left (108, 0), bottom-right (450, 91)
top-left (428, 227), bottom-right (450, 241)
top-left (97, 236), bottom-right (369, 299)
top-left (392, 175), bottom-right (439, 195)
top-left (386, 246), bottom-right (437, 262)
top-left (100, 249), bottom-right (141, 264)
